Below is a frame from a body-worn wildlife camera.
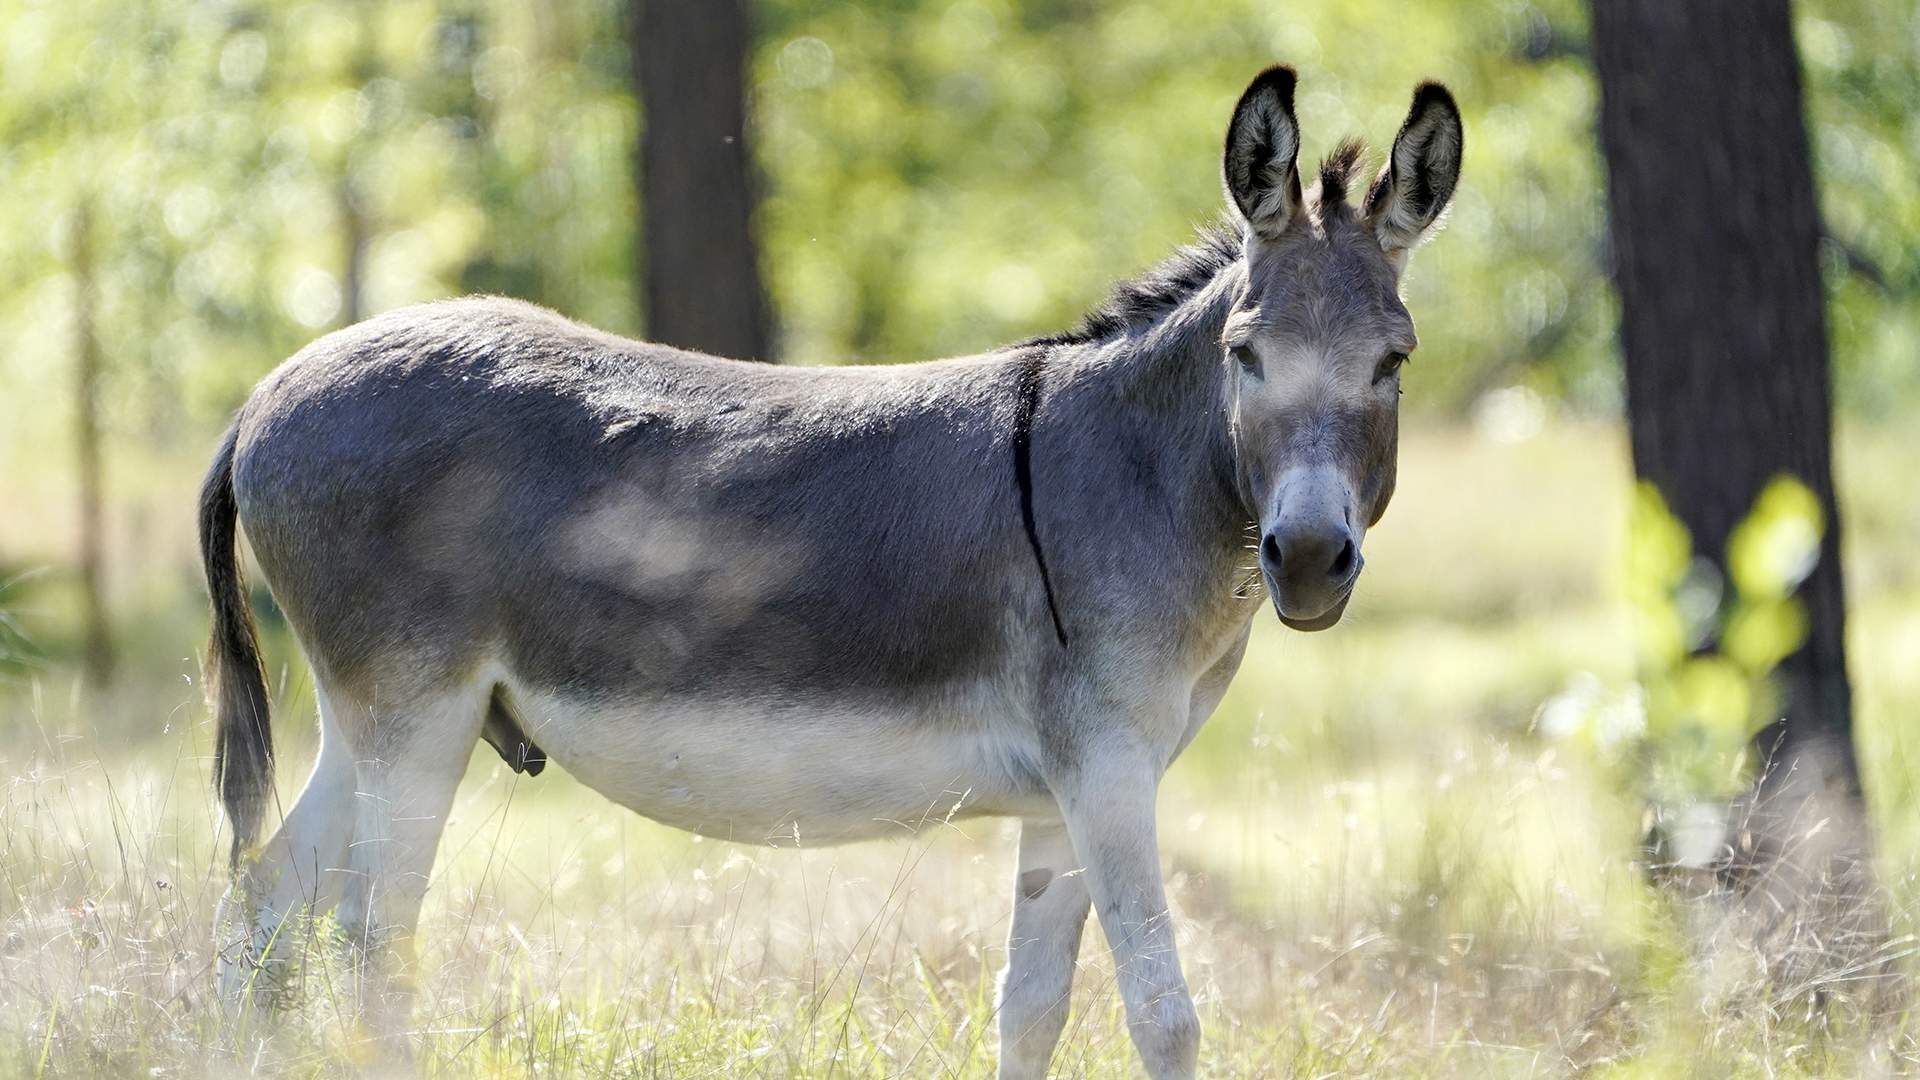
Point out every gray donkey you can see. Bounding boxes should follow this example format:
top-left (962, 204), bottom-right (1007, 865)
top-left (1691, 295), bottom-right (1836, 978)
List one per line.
top-left (204, 66), bottom-right (1460, 1078)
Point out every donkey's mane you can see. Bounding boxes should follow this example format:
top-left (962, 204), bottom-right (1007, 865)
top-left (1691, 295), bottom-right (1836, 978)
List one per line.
top-left (1020, 222), bottom-right (1242, 348)
top-left (1025, 142), bottom-right (1373, 349)
top-left (1315, 138), bottom-right (1370, 210)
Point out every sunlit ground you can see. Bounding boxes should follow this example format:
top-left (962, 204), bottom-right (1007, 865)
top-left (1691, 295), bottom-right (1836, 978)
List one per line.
top-left (1, 420), bottom-right (1916, 1077)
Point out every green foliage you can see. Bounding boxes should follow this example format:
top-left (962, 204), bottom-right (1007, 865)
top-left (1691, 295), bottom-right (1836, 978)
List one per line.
top-left (1799, 0), bottom-right (1920, 416)
top-left (0, 0), bottom-right (636, 455)
top-left (0, 571), bottom-right (44, 682)
top-left (1557, 476), bottom-right (1824, 809)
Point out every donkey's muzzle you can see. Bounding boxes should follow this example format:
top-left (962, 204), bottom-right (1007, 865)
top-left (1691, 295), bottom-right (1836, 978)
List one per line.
top-left (1260, 518), bottom-right (1362, 630)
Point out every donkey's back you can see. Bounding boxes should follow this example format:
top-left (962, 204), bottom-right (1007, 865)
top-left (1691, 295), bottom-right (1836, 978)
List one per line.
top-left (232, 297), bottom-right (1042, 701)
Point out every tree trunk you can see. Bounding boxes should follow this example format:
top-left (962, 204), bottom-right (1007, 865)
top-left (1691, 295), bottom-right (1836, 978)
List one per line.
top-left (70, 203), bottom-right (114, 686)
top-left (339, 2), bottom-right (374, 327)
top-left (628, 0), bottom-right (772, 361)
top-left (339, 174), bottom-right (366, 326)
top-left (1591, 0), bottom-right (1868, 904)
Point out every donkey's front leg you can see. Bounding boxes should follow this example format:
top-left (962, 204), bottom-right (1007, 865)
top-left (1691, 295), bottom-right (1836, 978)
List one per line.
top-left (997, 815), bottom-right (1092, 1079)
top-left (1055, 749), bottom-right (1199, 1079)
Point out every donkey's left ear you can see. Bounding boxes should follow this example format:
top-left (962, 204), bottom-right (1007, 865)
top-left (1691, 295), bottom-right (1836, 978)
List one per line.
top-left (1363, 82), bottom-right (1463, 261)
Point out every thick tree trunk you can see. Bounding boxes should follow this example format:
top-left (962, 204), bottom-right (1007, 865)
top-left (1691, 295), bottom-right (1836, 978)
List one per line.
top-left (70, 203), bottom-right (114, 686)
top-left (628, 0), bottom-right (772, 361)
top-left (1591, 1), bottom-right (1894, 1011)
top-left (1592, 0), bottom-right (1866, 890)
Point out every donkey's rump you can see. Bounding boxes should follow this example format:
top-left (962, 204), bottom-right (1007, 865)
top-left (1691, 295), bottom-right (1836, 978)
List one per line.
top-left (229, 297), bottom-right (1041, 708)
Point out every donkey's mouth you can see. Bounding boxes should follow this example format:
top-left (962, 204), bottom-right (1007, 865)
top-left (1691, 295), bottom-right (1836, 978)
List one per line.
top-left (1274, 588), bottom-right (1352, 632)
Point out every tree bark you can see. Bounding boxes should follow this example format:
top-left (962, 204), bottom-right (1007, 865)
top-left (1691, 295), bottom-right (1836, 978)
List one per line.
top-left (628, 0), bottom-right (773, 361)
top-left (1591, 0), bottom-right (1863, 875)
top-left (70, 202), bottom-right (114, 686)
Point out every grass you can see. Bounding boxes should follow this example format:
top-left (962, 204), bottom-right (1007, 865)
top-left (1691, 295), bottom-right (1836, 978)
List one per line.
top-left (0, 419), bottom-right (1916, 1077)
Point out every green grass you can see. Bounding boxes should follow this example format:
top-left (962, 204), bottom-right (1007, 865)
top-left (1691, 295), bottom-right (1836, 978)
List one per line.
top-left (0, 420), bottom-right (1915, 1077)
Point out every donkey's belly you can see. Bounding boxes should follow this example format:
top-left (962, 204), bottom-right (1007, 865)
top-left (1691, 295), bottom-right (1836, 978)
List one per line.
top-left (508, 686), bottom-right (1050, 845)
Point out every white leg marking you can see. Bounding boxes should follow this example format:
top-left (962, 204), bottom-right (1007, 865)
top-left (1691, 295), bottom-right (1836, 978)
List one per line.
top-left (333, 689), bottom-right (483, 1039)
top-left (1056, 752), bottom-right (1199, 1080)
top-left (217, 690), bottom-right (358, 1008)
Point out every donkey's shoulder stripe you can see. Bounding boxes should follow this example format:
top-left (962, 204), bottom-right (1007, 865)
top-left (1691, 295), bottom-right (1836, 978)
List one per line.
top-left (1012, 349), bottom-right (1069, 648)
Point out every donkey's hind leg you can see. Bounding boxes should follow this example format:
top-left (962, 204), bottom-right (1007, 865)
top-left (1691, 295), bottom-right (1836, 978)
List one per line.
top-left (216, 686), bottom-right (358, 1008)
top-left (330, 680), bottom-right (487, 1039)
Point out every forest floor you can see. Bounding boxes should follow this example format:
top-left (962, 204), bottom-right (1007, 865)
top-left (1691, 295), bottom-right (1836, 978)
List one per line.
top-left (0, 420), bottom-right (1915, 1077)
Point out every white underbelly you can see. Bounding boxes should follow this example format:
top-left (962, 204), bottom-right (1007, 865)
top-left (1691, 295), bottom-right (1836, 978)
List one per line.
top-left (507, 685), bottom-right (1051, 845)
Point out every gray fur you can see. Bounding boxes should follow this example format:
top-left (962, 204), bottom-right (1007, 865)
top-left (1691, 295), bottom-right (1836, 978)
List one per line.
top-left (233, 303), bottom-right (1048, 703)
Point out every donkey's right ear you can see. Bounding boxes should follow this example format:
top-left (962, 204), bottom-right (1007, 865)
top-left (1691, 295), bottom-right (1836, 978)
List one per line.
top-left (1223, 66), bottom-right (1302, 241)
top-left (1363, 82), bottom-right (1463, 260)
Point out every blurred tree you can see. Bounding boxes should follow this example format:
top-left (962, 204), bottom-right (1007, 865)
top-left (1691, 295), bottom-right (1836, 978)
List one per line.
top-left (1590, 0), bottom-right (1864, 872)
top-left (629, 0), bottom-right (772, 360)
top-left (69, 202), bottom-right (114, 686)
top-left (337, 0), bottom-right (379, 326)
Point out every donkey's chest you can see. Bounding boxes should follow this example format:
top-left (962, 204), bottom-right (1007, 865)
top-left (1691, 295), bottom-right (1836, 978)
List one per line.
top-left (509, 685), bottom-right (1052, 845)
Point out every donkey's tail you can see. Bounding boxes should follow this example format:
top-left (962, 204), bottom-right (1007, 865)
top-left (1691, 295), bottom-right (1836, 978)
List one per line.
top-left (200, 420), bottom-right (272, 868)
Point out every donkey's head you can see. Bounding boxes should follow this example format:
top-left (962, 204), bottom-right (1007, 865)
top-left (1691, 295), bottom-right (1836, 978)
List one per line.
top-left (1220, 67), bottom-right (1461, 631)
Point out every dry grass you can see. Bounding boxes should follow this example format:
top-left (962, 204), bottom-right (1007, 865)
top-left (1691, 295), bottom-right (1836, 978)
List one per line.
top-left (1, 421), bottom-right (1916, 1077)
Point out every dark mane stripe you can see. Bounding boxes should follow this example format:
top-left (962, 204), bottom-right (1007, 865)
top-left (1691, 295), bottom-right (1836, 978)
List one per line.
top-left (1012, 348), bottom-right (1070, 647)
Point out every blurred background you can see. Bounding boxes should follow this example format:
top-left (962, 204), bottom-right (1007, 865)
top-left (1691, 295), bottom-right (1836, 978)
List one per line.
top-left (0, 0), bottom-right (1916, 1075)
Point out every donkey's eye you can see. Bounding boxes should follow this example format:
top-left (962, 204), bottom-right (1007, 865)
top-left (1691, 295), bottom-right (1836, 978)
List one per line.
top-left (1373, 352), bottom-right (1409, 385)
top-left (1231, 345), bottom-right (1259, 373)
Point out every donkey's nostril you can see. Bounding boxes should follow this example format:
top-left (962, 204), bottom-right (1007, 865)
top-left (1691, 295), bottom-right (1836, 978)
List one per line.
top-left (1328, 537), bottom-right (1356, 581)
top-left (1261, 531), bottom-right (1284, 570)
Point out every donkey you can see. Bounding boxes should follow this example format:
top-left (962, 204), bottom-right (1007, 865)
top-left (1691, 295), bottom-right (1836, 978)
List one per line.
top-left (204, 66), bottom-right (1460, 1078)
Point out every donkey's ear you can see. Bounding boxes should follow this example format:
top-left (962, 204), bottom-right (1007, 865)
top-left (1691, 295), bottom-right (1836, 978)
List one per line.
top-left (1223, 66), bottom-right (1302, 240)
top-left (1364, 82), bottom-right (1463, 259)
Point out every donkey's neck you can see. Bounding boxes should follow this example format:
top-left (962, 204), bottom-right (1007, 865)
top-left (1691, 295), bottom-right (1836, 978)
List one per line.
top-left (1027, 246), bottom-right (1259, 650)
top-left (1107, 253), bottom-right (1253, 547)
top-left (1104, 260), bottom-right (1247, 515)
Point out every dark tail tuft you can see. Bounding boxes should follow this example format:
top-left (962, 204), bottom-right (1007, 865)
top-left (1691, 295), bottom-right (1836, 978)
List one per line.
top-left (200, 420), bottom-right (273, 868)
